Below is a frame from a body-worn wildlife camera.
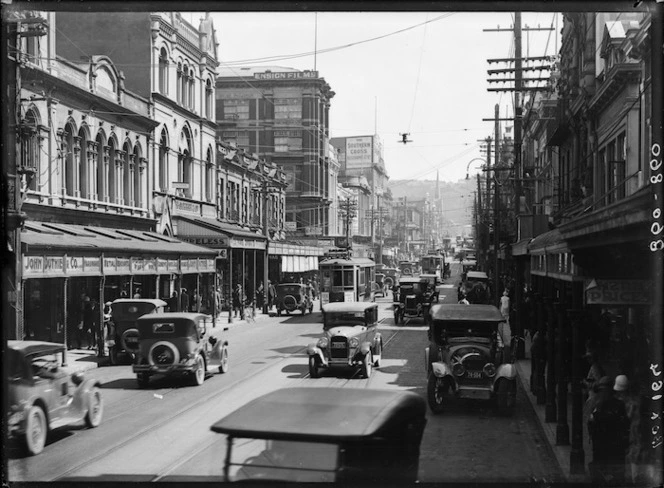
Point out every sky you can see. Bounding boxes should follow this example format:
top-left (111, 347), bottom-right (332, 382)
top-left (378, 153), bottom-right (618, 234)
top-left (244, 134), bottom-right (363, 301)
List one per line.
top-left (192, 11), bottom-right (561, 183)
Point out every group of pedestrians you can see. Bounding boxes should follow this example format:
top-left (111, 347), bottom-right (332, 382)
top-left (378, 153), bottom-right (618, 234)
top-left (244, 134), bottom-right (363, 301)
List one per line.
top-left (70, 292), bottom-right (101, 350)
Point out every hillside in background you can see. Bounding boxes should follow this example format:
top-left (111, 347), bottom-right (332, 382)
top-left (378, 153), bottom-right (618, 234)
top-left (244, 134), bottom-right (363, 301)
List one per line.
top-left (387, 178), bottom-right (479, 237)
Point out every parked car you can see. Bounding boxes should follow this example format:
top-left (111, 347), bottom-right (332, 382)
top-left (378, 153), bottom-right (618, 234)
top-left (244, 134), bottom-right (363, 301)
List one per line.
top-left (393, 277), bottom-right (435, 324)
top-left (132, 312), bottom-right (229, 388)
top-left (307, 302), bottom-right (382, 378)
top-left (107, 298), bottom-right (167, 365)
top-left (458, 270), bottom-right (492, 304)
top-left (7, 341), bottom-right (103, 455)
top-left (274, 283), bottom-right (314, 316)
top-left (424, 304), bottom-right (516, 415)
top-left (210, 387), bottom-right (427, 483)
top-left (398, 260), bottom-right (419, 276)
top-left (373, 274), bottom-right (386, 298)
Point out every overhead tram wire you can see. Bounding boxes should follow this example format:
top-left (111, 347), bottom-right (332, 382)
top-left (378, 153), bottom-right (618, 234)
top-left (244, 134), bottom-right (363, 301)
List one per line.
top-left (222, 13), bottom-right (456, 67)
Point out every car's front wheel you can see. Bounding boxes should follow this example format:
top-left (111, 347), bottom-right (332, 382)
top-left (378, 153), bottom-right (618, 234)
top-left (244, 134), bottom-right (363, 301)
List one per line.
top-left (85, 386), bottom-right (103, 428)
top-left (24, 405), bottom-right (48, 455)
top-left (137, 372), bottom-right (150, 388)
top-left (427, 374), bottom-right (450, 414)
top-left (308, 355), bottom-right (320, 378)
top-left (192, 354), bottom-right (205, 386)
top-left (361, 352), bottom-right (373, 378)
top-left (218, 344), bottom-right (229, 374)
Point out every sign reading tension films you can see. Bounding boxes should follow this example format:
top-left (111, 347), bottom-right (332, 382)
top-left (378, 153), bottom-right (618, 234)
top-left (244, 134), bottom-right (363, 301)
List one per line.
top-left (345, 136), bottom-right (373, 169)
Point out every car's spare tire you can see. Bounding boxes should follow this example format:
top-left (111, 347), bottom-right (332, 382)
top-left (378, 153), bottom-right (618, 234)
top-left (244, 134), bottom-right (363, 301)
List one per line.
top-left (283, 295), bottom-right (297, 311)
top-left (148, 341), bottom-right (180, 366)
top-left (121, 328), bottom-right (140, 353)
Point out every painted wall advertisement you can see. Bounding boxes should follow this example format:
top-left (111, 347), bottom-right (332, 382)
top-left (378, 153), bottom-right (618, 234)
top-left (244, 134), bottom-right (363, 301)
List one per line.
top-left (345, 136), bottom-right (373, 169)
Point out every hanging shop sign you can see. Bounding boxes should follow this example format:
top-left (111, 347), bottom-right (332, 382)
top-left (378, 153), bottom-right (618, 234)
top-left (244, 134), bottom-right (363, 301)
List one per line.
top-left (229, 238), bottom-right (266, 250)
top-left (585, 279), bottom-right (651, 305)
top-left (131, 258), bottom-right (157, 275)
top-left (66, 256), bottom-right (101, 276)
top-left (179, 235), bottom-right (229, 247)
top-left (157, 258), bottom-right (168, 273)
top-left (199, 258), bottom-right (215, 272)
top-left (173, 199), bottom-right (201, 217)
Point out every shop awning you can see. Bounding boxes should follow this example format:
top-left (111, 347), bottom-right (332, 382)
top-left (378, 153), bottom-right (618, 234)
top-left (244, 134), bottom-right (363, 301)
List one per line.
top-left (511, 238), bottom-right (532, 256)
top-left (174, 216), bottom-right (266, 250)
top-left (21, 222), bottom-right (217, 278)
top-left (270, 241), bottom-right (326, 257)
top-left (527, 228), bottom-right (568, 255)
top-left (22, 222), bottom-right (215, 256)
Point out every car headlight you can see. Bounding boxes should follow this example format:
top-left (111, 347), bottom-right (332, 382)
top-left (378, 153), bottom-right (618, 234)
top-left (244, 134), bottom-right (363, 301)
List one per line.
top-left (349, 337), bottom-right (360, 348)
top-left (483, 363), bottom-right (496, 377)
top-left (317, 337), bottom-right (329, 348)
top-left (452, 363), bottom-right (465, 376)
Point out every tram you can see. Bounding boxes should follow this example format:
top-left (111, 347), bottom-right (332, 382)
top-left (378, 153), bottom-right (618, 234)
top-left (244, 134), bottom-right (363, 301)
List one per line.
top-left (318, 251), bottom-right (376, 308)
top-left (420, 252), bottom-right (446, 279)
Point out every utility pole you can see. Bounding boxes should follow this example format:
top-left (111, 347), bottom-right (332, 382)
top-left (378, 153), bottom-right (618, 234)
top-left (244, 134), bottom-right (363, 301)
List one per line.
top-left (340, 198), bottom-right (357, 253)
top-left (377, 193), bottom-right (383, 265)
top-left (262, 179), bottom-right (269, 314)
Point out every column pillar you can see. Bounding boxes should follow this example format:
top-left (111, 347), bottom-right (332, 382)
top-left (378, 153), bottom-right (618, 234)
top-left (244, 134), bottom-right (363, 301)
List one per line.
top-left (545, 295), bottom-right (558, 422)
top-left (568, 308), bottom-right (586, 475)
top-left (556, 298), bottom-right (570, 445)
top-left (63, 277), bottom-right (69, 366)
top-left (535, 291), bottom-right (547, 404)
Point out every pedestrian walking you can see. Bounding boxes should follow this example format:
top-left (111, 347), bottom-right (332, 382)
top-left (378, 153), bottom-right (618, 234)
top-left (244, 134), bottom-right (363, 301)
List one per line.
top-left (167, 291), bottom-right (178, 312)
top-left (268, 281), bottom-right (277, 311)
top-left (588, 376), bottom-right (629, 485)
top-left (84, 298), bottom-right (100, 350)
top-left (256, 281), bottom-right (265, 310)
top-left (500, 290), bottom-right (510, 320)
top-left (180, 288), bottom-right (190, 313)
top-left (72, 292), bottom-right (88, 349)
top-left (133, 288), bottom-right (142, 299)
top-left (232, 284), bottom-right (245, 319)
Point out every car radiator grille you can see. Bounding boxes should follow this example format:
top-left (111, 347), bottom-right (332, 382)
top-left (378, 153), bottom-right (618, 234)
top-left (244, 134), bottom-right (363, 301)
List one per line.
top-left (330, 337), bottom-right (348, 359)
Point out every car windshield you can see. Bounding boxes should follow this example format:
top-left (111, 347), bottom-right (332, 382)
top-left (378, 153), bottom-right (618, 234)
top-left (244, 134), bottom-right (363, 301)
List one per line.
top-left (434, 322), bottom-right (496, 344)
top-left (324, 312), bottom-right (367, 328)
top-left (228, 438), bottom-right (338, 482)
top-left (400, 283), bottom-right (422, 293)
top-left (29, 353), bottom-right (61, 378)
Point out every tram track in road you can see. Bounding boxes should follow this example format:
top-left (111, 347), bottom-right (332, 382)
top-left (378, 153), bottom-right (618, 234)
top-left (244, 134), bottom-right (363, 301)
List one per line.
top-left (52, 333), bottom-right (316, 482)
top-left (151, 325), bottom-right (408, 481)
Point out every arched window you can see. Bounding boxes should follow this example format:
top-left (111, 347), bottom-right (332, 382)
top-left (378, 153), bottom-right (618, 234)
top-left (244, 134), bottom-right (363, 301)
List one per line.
top-left (188, 68), bottom-right (195, 110)
top-left (179, 127), bottom-right (193, 198)
top-left (78, 127), bottom-right (89, 199)
top-left (107, 138), bottom-right (116, 203)
top-left (181, 63), bottom-right (189, 107)
top-left (205, 146), bottom-right (214, 202)
top-left (133, 145), bottom-right (142, 208)
top-left (20, 109), bottom-right (41, 191)
top-left (176, 62), bottom-right (182, 104)
top-left (123, 141), bottom-right (132, 206)
top-left (159, 47), bottom-right (169, 95)
top-left (205, 78), bottom-right (213, 119)
top-left (96, 132), bottom-right (106, 201)
top-left (159, 129), bottom-right (169, 192)
top-left (63, 124), bottom-right (76, 197)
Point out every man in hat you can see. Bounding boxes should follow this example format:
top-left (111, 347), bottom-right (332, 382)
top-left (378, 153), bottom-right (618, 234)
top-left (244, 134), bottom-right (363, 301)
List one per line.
top-left (587, 376), bottom-right (629, 485)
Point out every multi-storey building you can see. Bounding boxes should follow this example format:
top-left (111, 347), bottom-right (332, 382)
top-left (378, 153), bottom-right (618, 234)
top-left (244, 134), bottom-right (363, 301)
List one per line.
top-left (6, 11), bottom-right (217, 344)
top-left (513, 11), bottom-right (659, 483)
top-left (215, 66), bottom-right (336, 239)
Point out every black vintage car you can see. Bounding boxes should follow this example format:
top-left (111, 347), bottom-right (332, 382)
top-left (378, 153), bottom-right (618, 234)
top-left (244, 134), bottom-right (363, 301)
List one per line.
top-left (424, 304), bottom-right (516, 415)
top-left (275, 283), bottom-right (314, 316)
top-left (393, 277), bottom-right (435, 324)
top-left (132, 313), bottom-right (229, 388)
top-left (458, 271), bottom-right (492, 304)
top-left (107, 299), bottom-right (167, 365)
top-left (210, 387), bottom-right (427, 483)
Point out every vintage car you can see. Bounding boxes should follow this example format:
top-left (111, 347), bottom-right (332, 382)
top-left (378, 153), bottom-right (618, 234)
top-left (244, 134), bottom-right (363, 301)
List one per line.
top-left (373, 273), bottom-right (386, 298)
top-left (424, 304), bottom-right (516, 415)
top-left (307, 302), bottom-right (382, 378)
top-left (107, 298), bottom-right (167, 365)
top-left (381, 267), bottom-right (400, 289)
top-left (7, 341), bottom-right (103, 455)
top-left (132, 312), bottom-right (229, 388)
top-left (210, 387), bottom-right (427, 483)
top-left (275, 283), bottom-right (314, 316)
top-left (398, 260), bottom-right (419, 277)
top-left (393, 277), bottom-right (435, 324)
top-left (458, 270), bottom-right (492, 304)
top-left (419, 273), bottom-right (441, 303)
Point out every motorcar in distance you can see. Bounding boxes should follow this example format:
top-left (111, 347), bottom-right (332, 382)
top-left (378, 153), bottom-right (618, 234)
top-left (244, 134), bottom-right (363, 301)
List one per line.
top-left (393, 277), bottom-right (435, 325)
top-left (419, 273), bottom-right (441, 302)
top-left (7, 341), bottom-right (103, 455)
top-left (381, 267), bottom-right (400, 289)
top-left (274, 283), bottom-right (314, 316)
top-left (373, 274), bottom-right (386, 298)
top-left (458, 270), bottom-right (492, 304)
top-left (424, 304), bottom-right (516, 415)
top-left (132, 312), bottom-right (229, 388)
top-left (307, 302), bottom-right (382, 378)
top-left (398, 260), bottom-right (419, 277)
top-left (210, 387), bottom-right (427, 483)
top-left (107, 298), bottom-right (167, 365)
